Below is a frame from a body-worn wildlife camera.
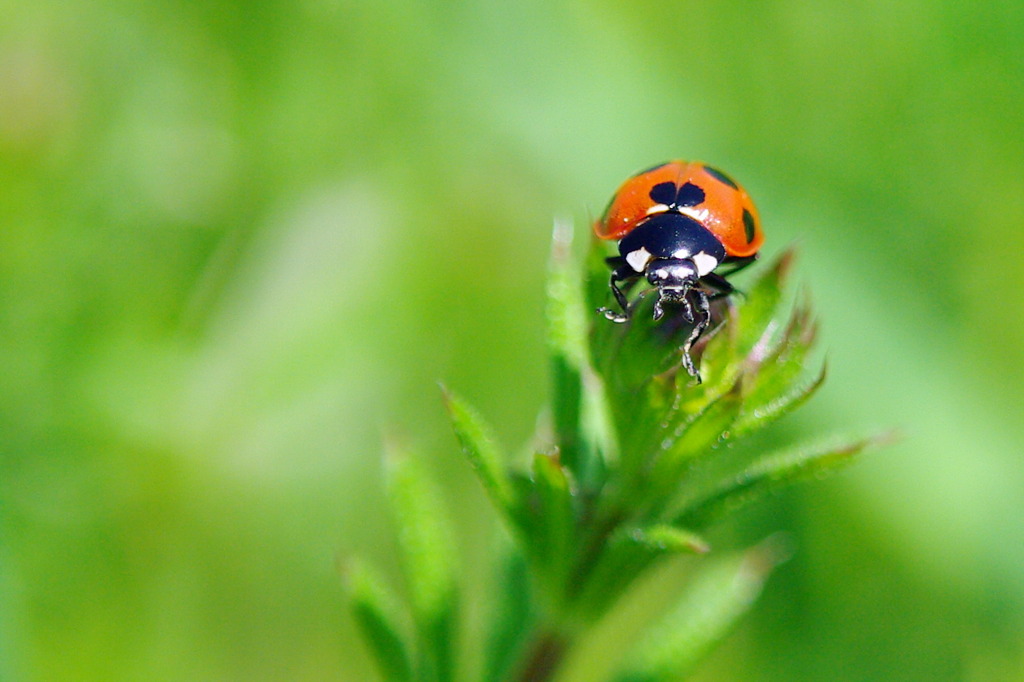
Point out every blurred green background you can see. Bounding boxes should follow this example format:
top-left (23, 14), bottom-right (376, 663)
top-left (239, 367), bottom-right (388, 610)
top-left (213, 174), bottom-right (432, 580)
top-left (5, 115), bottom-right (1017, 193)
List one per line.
top-left (3, 0), bottom-right (1024, 679)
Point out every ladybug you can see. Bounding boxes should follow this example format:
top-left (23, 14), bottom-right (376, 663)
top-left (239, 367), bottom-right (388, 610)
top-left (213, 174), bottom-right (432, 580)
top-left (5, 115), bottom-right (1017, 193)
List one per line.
top-left (594, 160), bottom-right (764, 381)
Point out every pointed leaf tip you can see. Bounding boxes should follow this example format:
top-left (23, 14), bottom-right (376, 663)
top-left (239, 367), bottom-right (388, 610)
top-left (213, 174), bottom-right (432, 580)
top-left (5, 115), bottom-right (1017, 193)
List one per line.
top-left (384, 450), bottom-right (460, 682)
top-left (550, 215), bottom-right (575, 261)
top-left (632, 525), bottom-right (711, 555)
top-left (384, 449), bottom-right (459, 618)
top-left (442, 388), bottom-right (522, 531)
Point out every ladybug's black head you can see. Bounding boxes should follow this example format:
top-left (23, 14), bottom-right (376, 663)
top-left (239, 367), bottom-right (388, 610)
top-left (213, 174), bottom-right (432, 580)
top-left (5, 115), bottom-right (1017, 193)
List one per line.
top-left (646, 258), bottom-right (698, 291)
top-left (646, 258), bottom-right (700, 321)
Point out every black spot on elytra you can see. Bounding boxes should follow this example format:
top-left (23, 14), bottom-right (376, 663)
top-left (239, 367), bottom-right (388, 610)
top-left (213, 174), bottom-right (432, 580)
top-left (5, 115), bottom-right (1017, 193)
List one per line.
top-left (676, 182), bottom-right (705, 207)
top-left (704, 165), bottom-right (738, 189)
top-left (649, 182), bottom-right (678, 206)
top-left (742, 209), bottom-right (756, 243)
top-left (649, 181), bottom-right (706, 209)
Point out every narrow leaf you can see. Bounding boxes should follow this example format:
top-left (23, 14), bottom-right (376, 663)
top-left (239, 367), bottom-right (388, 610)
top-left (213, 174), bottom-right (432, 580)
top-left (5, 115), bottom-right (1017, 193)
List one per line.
top-left (578, 371), bottom-right (616, 487)
top-left (729, 278), bottom-right (822, 438)
top-left (483, 549), bottom-right (535, 682)
top-left (631, 524), bottom-right (711, 555)
top-left (742, 296), bottom-right (816, 380)
top-left (689, 305), bottom-right (738, 393)
top-left (346, 559), bottom-right (414, 682)
top-left (385, 447), bottom-right (459, 682)
top-left (602, 292), bottom-right (692, 394)
top-left (547, 218), bottom-right (590, 475)
top-left (572, 524), bottom-right (709, 620)
top-left (732, 249), bottom-right (795, 360)
top-left (441, 387), bottom-right (520, 530)
top-left (731, 362), bottom-right (827, 439)
top-left (531, 452), bottom-right (577, 604)
top-left (611, 539), bottom-right (787, 682)
top-left (677, 434), bottom-right (886, 528)
top-left (646, 383), bottom-right (743, 503)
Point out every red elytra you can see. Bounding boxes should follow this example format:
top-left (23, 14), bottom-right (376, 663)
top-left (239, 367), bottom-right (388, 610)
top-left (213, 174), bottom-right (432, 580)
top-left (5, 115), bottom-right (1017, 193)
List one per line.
top-left (595, 160), bottom-right (763, 258)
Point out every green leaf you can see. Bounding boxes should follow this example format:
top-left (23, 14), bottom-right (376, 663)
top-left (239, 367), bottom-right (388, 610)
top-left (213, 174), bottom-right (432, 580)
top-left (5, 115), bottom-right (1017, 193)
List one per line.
top-left (531, 452), bottom-right (577, 605)
top-left (571, 524), bottom-right (709, 620)
top-left (602, 293), bottom-right (691, 394)
top-left (547, 219), bottom-right (590, 476)
top-left (679, 249), bottom-right (794, 401)
top-left (731, 249), bottom-right (795, 361)
top-left (346, 558), bottom-right (414, 682)
top-left (644, 382), bottom-right (744, 506)
top-left (608, 372), bottom-right (679, 479)
top-left (725, 297), bottom-right (822, 437)
top-left (677, 434), bottom-right (885, 528)
top-left (687, 307), bottom-right (737, 393)
top-left (483, 548), bottom-right (535, 682)
top-left (743, 295), bottom-right (816, 379)
top-left (385, 446), bottom-right (459, 682)
top-left (731, 361), bottom-right (826, 439)
top-left (578, 374), bottom-right (616, 487)
top-left (611, 539), bottom-right (787, 682)
top-left (585, 233), bottom-right (620, 324)
top-left (441, 387), bottom-right (522, 531)
top-left (630, 524), bottom-right (711, 555)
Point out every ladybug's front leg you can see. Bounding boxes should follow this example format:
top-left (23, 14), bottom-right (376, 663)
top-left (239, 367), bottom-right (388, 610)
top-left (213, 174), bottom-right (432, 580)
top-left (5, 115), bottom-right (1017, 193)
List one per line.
top-left (700, 272), bottom-right (737, 300)
top-left (680, 289), bottom-right (711, 383)
top-left (598, 260), bottom-right (637, 323)
top-left (701, 255), bottom-right (756, 300)
top-left (716, 254), bottom-right (758, 277)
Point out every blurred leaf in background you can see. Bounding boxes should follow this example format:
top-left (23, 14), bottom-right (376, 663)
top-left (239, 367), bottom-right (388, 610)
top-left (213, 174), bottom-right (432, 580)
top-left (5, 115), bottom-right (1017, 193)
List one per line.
top-left (2, 0), bottom-right (1023, 680)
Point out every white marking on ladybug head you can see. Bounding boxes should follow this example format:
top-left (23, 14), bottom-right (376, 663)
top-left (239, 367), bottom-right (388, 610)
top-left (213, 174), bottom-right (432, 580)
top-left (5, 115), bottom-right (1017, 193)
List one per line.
top-left (692, 251), bottom-right (720, 277)
top-left (647, 259), bottom-right (698, 288)
top-left (645, 204), bottom-right (670, 216)
top-left (625, 247), bottom-right (653, 273)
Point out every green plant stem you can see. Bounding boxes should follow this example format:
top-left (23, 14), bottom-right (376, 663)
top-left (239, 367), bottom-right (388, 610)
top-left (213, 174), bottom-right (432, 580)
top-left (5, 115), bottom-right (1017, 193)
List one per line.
top-left (514, 628), bottom-right (570, 682)
top-left (564, 501), bottom-right (626, 603)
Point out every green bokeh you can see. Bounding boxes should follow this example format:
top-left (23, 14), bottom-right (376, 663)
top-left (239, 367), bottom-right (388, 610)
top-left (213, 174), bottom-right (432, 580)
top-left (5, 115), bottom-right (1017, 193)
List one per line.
top-left (2, 1), bottom-right (1023, 679)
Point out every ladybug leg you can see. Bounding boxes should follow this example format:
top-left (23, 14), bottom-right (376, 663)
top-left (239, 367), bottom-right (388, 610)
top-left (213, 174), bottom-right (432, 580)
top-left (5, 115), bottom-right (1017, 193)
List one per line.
top-left (598, 263), bottom-right (638, 323)
top-left (659, 290), bottom-right (694, 323)
top-left (704, 255), bottom-right (758, 298)
top-left (680, 289), bottom-right (711, 383)
top-left (700, 272), bottom-right (736, 300)
top-left (716, 254), bottom-right (757, 277)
